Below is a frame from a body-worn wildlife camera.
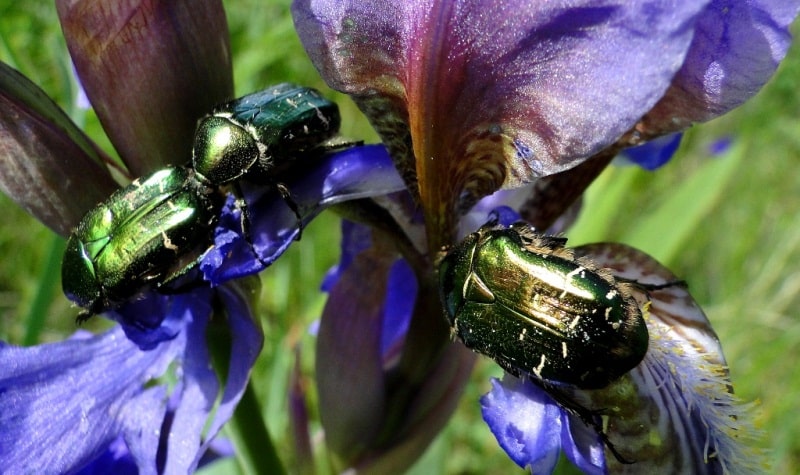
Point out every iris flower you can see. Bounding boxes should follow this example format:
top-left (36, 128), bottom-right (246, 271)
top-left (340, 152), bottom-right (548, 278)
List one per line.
top-left (0, 0), bottom-right (797, 473)
top-left (0, 1), bottom-right (402, 472)
top-left (291, 0), bottom-right (799, 472)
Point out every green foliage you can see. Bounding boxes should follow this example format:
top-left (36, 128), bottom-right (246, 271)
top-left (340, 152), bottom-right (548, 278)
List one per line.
top-left (0, 1), bottom-right (797, 473)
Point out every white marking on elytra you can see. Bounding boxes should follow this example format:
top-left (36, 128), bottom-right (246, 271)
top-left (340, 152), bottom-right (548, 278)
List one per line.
top-left (532, 354), bottom-right (546, 378)
top-left (604, 307), bottom-right (612, 320)
top-left (519, 328), bottom-right (527, 341)
top-left (568, 315), bottom-right (581, 330)
top-left (162, 232), bottom-right (178, 252)
top-left (562, 341), bottom-right (568, 359)
top-left (561, 266), bottom-right (585, 298)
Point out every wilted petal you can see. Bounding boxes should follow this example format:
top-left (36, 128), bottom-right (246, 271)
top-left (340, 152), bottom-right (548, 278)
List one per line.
top-left (0, 61), bottom-right (117, 235)
top-left (569, 243), bottom-right (766, 473)
top-left (0, 327), bottom-right (182, 472)
top-left (643, 0), bottom-right (800, 133)
top-left (293, 0), bottom-right (708, 244)
top-left (57, 0), bottom-right (233, 175)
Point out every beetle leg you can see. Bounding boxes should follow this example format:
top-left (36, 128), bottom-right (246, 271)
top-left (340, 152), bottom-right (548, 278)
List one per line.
top-left (275, 182), bottom-right (303, 241)
top-left (75, 309), bottom-right (93, 325)
top-left (616, 276), bottom-right (687, 291)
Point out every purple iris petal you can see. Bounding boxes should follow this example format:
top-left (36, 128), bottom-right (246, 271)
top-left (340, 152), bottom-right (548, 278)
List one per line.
top-left (381, 258), bottom-right (417, 358)
top-left (193, 282), bottom-right (264, 465)
top-left (646, 0), bottom-right (800, 131)
top-left (0, 283), bottom-right (259, 473)
top-left (0, 326), bottom-right (182, 472)
top-left (57, 0), bottom-right (233, 175)
top-left (620, 133), bottom-right (683, 170)
top-left (201, 144), bottom-right (405, 283)
top-left (481, 377), bottom-right (563, 474)
top-left (481, 377), bottom-right (605, 475)
top-left (293, 0), bottom-right (708, 186)
top-left (110, 290), bottom-right (197, 350)
top-left (320, 219), bottom-right (373, 292)
top-left (320, 219), bottom-right (417, 360)
top-left (75, 436), bottom-right (138, 475)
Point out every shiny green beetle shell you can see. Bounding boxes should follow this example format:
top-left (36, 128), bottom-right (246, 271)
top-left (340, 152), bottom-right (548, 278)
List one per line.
top-left (62, 85), bottom-right (344, 319)
top-left (192, 83), bottom-right (341, 185)
top-left (439, 223), bottom-right (648, 389)
top-left (62, 166), bottom-right (223, 318)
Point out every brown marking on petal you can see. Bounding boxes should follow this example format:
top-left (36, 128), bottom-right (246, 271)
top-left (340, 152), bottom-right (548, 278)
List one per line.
top-left (452, 125), bottom-right (509, 213)
top-left (353, 94), bottom-right (418, 199)
top-left (558, 242), bottom-right (760, 472)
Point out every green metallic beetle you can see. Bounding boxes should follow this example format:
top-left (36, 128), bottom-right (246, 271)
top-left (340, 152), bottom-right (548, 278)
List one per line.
top-left (61, 166), bottom-right (224, 320)
top-left (192, 83), bottom-right (340, 185)
top-left (62, 84), bottom-right (342, 320)
top-left (438, 221), bottom-right (650, 389)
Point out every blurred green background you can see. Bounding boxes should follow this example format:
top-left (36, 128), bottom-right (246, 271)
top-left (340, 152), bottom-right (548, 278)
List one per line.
top-left (0, 1), bottom-right (798, 473)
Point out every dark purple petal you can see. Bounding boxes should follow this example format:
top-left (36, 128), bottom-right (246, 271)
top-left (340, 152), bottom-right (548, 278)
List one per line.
top-left (201, 145), bottom-right (405, 283)
top-left (644, 0), bottom-right (800, 133)
top-left (294, 0), bottom-right (709, 242)
top-left (0, 61), bottom-right (117, 235)
top-left (315, 241), bottom-right (390, 459)
top-left (288, 348), bottom-right (313, 473)
top-left (0, 327), bottom-right (182, 472)
top-left (57, 0), bottom-right (233, 175)
top-left (619, 132), bottom-right (682, 170)
top-left (316, 219), bottom-right (477, 471)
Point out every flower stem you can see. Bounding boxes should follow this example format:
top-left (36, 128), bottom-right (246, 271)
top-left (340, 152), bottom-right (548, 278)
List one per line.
top-left (225, 382), bottom-right (286, 475)
top-left (24, 234), bottom-right (65, 345)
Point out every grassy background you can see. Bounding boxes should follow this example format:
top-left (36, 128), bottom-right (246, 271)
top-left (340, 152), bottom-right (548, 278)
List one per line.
top-left (0, 1), bottom-right (798, 473)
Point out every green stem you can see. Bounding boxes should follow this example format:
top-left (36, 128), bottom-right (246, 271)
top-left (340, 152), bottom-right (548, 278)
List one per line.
top-left (23, 235), bottom-right (65, 345)
top-left (207, 312), bottom-right (285, 475)
top-left (226, 382), bottom-right (286, 475)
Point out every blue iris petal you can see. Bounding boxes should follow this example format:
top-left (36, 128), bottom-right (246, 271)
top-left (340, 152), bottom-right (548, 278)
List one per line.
top-left (202, 144), bottom-right (404, 284)
top-left (481, 376), bottom-right (605, 475)
top-left (620, 133), bottom-right (683, 171)
top-left (0, 327), bottom-right (182, 472)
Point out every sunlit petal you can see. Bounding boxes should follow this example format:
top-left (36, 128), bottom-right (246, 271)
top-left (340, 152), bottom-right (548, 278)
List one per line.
top-left (0, 328), bottom-right (182, 472)
top-left (293, 0), bottom-right (708, 245)
top-left (642, 0), bottom-right (800, 133)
